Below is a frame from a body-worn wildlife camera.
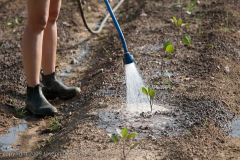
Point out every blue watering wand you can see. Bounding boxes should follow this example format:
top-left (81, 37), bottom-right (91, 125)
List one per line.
top-left (104, 0), bottom-right (134, 65)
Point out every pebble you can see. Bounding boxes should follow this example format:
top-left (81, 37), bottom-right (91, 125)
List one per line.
top-left (70, 58), bottom-right (78, 64)
top-left (98, 102), bottom-right (108, 108)
top-left (88, 112), bottom-right (98, 116)
top-left (224, 66), bottom-right (230, 73)
top-left (38, 139), bottom-right (45, 143)
top-left (140, 12), bottom-right (148, 17)
top-left (49, 133), bottom-right (54, 136)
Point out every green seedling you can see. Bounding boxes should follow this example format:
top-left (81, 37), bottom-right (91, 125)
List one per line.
top-left (211, 44), bottom-right (214, 49)
top-left (168, 75), bottom-right (174, 90)
top-left (163, 40), bottom-right (175, 61)
top-left (108, 127), bottom-right (139, 160)
top-left (172, 16), bottom-right (191, 47)
top-left (186, 129), bottom-right (191, 136)
top-left (172, 0), bottom-right (184, 18)
top-left (185, 10), bottom-right (191, 15)
top-left (15, 18), bottom-right (23, 25)
top-left (13, 99), bottom-right (26, 117)
top-left (150, 54), bottom-right (160, 57)
top-left (142, 86), bottom-right (156, 112)
top-left (37, 144), bottom-right (41, 149)
top-left (6, 21), bottom-right (15, 28)
top-left (172, 3), bottom-right (181, 8)
top-left (47, 136), bottom-right (51, 143)
top-left (225, 8), bottom-right (229, 32)
top-left (164, 40), bottom-right (175, 53)
top-left (49, 117), bottom-right (61, 130)
top-left (196, 21), bottom-right (202, 37)
top-left (102, 46), bottom-right (110, 55)
top-left (162, 75), bottom-right (173, 90)
top-left (204, 119), bottom-right (208, 125)
top-left (182, 35), bottom-right (191, 45)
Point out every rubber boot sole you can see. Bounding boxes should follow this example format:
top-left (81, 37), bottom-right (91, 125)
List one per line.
top-left (43, 93), bottom-right (77, 100)
top-left (26, 105), bottom-right (57, 116)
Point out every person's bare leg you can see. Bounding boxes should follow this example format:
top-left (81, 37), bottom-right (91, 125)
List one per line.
top-left (41, 0), bottom-right (80, 100)
top-left (22, 0), bottom-right (50, 87)
top-left (42, 0), bottom-right (62, 75)
top-left (22, 0), bottom-right (57, 116)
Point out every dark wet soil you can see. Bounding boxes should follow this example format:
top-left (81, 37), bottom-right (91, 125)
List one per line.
top-left (1, 0), bottom-right (240, 159)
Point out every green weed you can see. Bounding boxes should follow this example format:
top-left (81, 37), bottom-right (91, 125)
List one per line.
top-left (49, 117), bottom-right (61, 130)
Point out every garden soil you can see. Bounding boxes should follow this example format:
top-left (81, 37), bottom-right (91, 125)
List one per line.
top-left (1, 0), bottom-right (240, 159)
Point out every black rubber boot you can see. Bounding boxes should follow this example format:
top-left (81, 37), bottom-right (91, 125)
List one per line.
top-left (41, 72), bottom-right (80, 100)
top-left (26, 84), bottom-right (57, 116)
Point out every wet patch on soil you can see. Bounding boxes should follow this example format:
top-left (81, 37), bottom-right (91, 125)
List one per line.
top-left (231, 117), bottom-right (240, 138)
top-left (95, 103), bottom-right (184, 139)
top-left (1, 0), bottom-right (240, 159)
top-left (0, 119), bottom-right (27, 152)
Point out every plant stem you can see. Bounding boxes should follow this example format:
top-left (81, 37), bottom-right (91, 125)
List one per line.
top-left (123, 139), bottom-right (126, 159)
top-left (150, 100), bottom-right (152, 112)
top-left (181, 0), bottom-right (183, 19)
top-left (177, 27), bottom-right (180, 48)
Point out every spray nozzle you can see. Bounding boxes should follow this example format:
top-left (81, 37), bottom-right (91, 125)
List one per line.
top-left (123, 53), bottom-right (134, 65)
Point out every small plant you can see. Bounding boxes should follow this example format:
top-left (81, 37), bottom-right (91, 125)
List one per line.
top-left (37, 144), bottom-right (41, 149)
top-left (164, 40), bottom-right (175, 53)
top-left (15, 18), bottom-right (23, 25)
top-left (6, 21), bottom-right (15, 28)
top-left (204, 119), bottom-right (208, 125)
top-left (142, 86), bottom-right (156, 112)
top-left (108, 127), bottom-right (139, 160)
top-left (47, 136), bottom-right (51, 143)
top-left (13, 99), bottom-right (27, 117)
top-left (172, 16), bottom-right (191, 47)
top-left (186, 128), bottom-right (191, 136)
top-left (225, 8), bottom-right (229, 31)
top-left (102, 46), bottom-right (110, 55)
top-left (172, 0), bottom-right (184, 18)
top-left (187, 0), bottom-right (198, 13)
top-left (49, 117), bottom-right (61, 130)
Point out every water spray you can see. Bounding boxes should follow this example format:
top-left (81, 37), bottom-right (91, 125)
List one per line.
top-left (79, 0), bottom-right (148, 110)
top-left (104, 0), bottom-right (148, 109)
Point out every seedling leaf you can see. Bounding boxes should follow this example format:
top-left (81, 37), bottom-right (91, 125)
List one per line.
top-left (185, 11), bottom-right (191, 15)
top-left (163, 40), bottom-right (171, 50)
top-left (172, 3), bottom-right (181, 8)
top-left (126, 133), bottom-right (137, 140)
top-left (149, 90), bottom-right (156, 100)
top-left (108, 134), bottom-right (119, 144)
top-left (15, 18), bottom-right (23, 24)
top-left (6, 21), bottom-right (14, 27)
top-left (130, 143), bottom-right (139, 150)
top-left (166, 45), bottom-right (175, 53)
top-left (178, 18), bottom-right (182, 26)
top-left (182, 35), bottom-right (191, 45)
top-left (37, 144), bottom-right (41, 149)
top-left (122, 127), bottom-right (128, 138)
top-left (182, 23), bottom-right (191, 27)
top-left (116, 128), bottom-right (123, 137)
top-left (173, 17), bottom-right (178, 27)
top-left (142, 87), bottom-right (148, 95)
top-left (147, 86), bottom-right (151, 94)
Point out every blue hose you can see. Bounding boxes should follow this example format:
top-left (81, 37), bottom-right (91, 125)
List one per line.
top-left (104, 0), bottom-right (134, 64)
